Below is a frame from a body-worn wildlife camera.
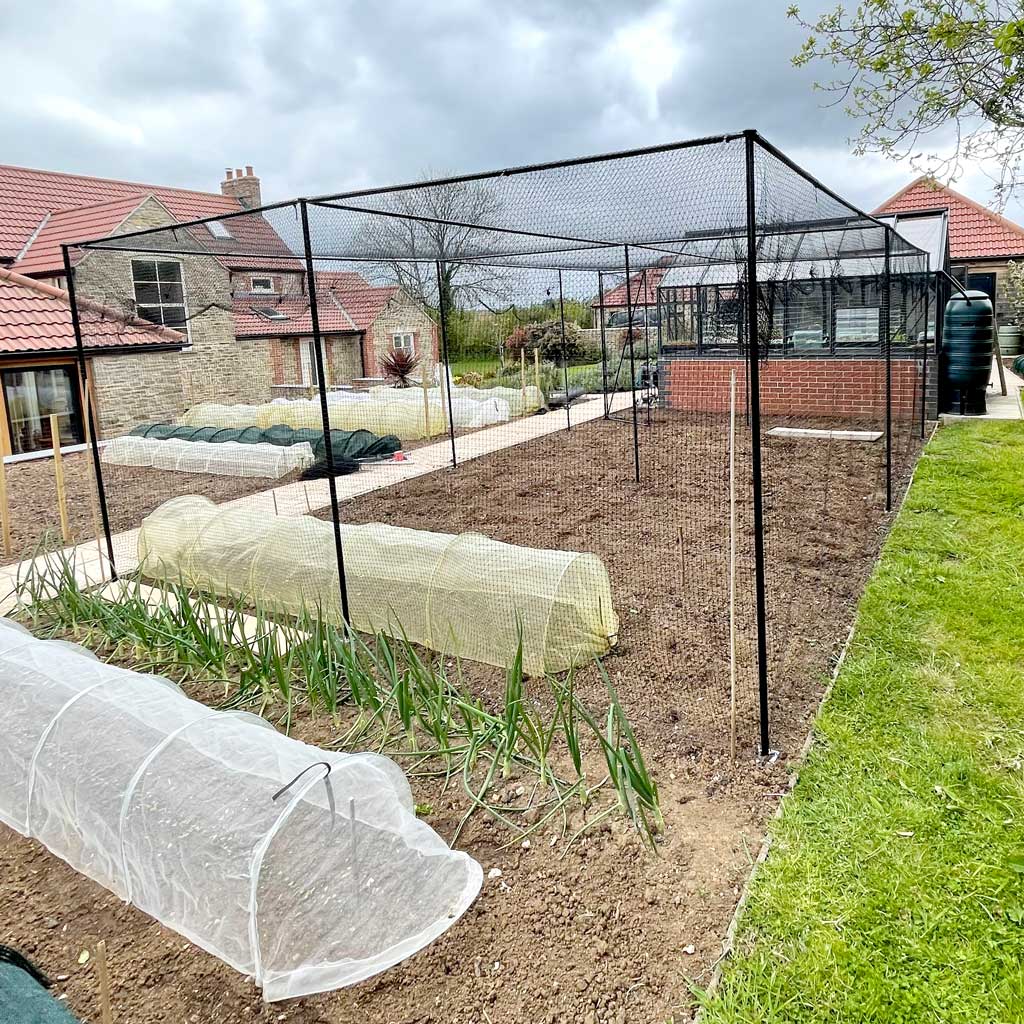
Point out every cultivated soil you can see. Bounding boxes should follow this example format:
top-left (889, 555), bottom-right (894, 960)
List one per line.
top-left (0, 407), bottom-right (922, 1024)
top-left (0, 451), bottom-right (299, 568)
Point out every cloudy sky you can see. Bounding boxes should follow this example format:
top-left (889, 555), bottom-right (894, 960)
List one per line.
top-left (2, 0), bottom-right (1019, 223)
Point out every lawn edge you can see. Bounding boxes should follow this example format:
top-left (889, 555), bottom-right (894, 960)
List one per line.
top-left (692, 422), bottom-right (938, 1021)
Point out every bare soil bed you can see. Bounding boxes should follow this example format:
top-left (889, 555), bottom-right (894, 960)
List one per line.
top-left (0, 452), bottom-right (299, 568)
top-left (0, 410), bottom-right (921, 1024)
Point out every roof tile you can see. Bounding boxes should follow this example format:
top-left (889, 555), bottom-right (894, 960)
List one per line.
top-left (0, 267), bottom-right (185, 354)
top-left (875, 177), bottom-right (1024, 260)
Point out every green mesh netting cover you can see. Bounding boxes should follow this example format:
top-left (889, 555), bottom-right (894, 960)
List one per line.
top-left (131, 423), bottom-right (401, 472)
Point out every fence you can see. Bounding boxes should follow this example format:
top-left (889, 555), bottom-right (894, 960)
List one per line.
top-left (63, 129), bottom-right (929, 758)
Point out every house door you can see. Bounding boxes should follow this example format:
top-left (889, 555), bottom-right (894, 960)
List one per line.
top-left (966, 272), bottom-right (997, 307)
top-left (298, 339), bottom-right (327, 386)
top-left (2, 364), bottom-right (85, 455)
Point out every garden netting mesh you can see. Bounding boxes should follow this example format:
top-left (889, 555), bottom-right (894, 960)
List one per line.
top-left (65, 129), bottom-right (930, 761)
top-left (0, 616), bottom-right (482, 1001)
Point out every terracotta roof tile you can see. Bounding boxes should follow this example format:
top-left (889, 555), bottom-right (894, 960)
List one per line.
top-left (0, 267), bottom-right (185, 354)
top-left (0, 163), bottom-right (244, 262)
top-left (875, 177), bottom-right (1024, 260)
top-left (12, 194), bottom-right (154, 275)
top-left (595, 266), bottom-right (668, 308)
top-left (233, 272), bottom-right (401, 338)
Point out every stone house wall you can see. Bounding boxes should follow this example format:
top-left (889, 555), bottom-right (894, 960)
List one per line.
top-left (365, 292), bottom-right (439, 377)
top-left (76, 197), bottom-right (272, 435)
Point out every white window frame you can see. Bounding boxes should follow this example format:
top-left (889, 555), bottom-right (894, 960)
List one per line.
top-left (131, 259), bottom-right (190, 340)
top-left (250, 276), bottom-right (275, 294)
top-left (392, 331), bottom-right (416, 353)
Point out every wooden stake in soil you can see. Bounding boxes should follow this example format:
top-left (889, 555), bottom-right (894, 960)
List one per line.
top-left (421, 371), bottom-right (432, 438)
top-left (50, 414), bottom-right (71, 544)
top-left (304, 483), bottom-right (312, 515)
top-left (271, 489), bottom-right (279, 517)
top-left (729, 368), bottom-right (738, 760)
top-left (534, 347), bottom-right (541, 394)
top-left (0, 453), bottom-right (10, 558)
top-left (520, 348), bottom-right (526, 399)
top-left (94, 939), bottom-right (114, 1024)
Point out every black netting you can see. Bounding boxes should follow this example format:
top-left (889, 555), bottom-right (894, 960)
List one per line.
top-left (57, 131), bottom-right (929, 760)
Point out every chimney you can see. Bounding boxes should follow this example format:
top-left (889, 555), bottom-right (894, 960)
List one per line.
top-left (220, 165), bottom-right (261, 209)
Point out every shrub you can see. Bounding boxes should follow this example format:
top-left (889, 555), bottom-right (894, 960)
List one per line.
top-left (504, 319), bottom-right (588, 364)
top-left (381, 348), bottom-right (420, 387)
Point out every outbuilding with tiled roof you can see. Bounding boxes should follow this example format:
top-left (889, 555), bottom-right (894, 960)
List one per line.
top-left (875, 176), bottom-right (1024, 327)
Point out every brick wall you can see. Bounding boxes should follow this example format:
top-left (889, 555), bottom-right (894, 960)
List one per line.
top-left (661, 356), bottom-right (924, 419)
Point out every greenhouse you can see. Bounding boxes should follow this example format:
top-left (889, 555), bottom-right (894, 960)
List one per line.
top-left (0, 616), bottom-right (482, 1001)
top-left (138, 496), bottom-right (619, 675)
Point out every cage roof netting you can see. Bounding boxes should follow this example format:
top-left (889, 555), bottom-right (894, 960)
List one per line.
top-left (74, 131), bottom-right (926, 280)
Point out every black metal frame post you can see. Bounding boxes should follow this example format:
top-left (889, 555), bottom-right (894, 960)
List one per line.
top-left (62, 244), bottom-right (117, 579)
top-left (624, 245), bottom-right (641, 483)
top-left (435, 261), bottom-right (458, 467)
top-left (884, 231), bottom-right (893, 511)
top-left (558, 270), bottom-right (571, 431)
top-left (743, 131), bottom-right (771, 758)
top-left (299, 200), bottom-right (350, 622)
top-left (921, 271), bottom-right (930, 438)
top-left (598, 271), bottom-right (611, 418)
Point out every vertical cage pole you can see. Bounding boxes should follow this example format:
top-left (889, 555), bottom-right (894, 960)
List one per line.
top-left (299, 201), bottom-right (350, 623)
top-left (435, 261), bottom-right (458, 468)
top-left (921, 272), bottom-right (930, 438)
top-left (624, 245), bottom-right (640, 483)
top-left (558, 270), bottom-right (571, 431)
top-left (743, 131), bottom-right (770, 757)
top-left (598, 271), bottom-right (611, 418)
top-left (62, 244), bottom-right (117, 580)
top-left (643, 269), bottom-right (653, 426)
top-left (884, 231), bottom-right (893, 511)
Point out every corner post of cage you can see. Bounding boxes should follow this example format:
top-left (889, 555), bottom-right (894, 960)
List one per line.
top-left (921, 269), bottom-right (930, 438)
top-left (298, 200), bottom-right (350, 623)
top-left (557, 270), bottom-right (571, 431)
top-left (598, 271), bottom-right (610, 418)
top-left (62, 243), bottom-right (117, 580)
top-left (883, 230), bottom-right (893, 511)
top-left (743, 131), bottom-right (770, 758)
top-left (624, 245), bottom-right (640, 483)
top-left (435, 261), bottom-right (458, 467)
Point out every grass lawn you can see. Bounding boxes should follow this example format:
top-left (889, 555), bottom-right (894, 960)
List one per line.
top-left (699, 420), bottom-right (1024, 1024)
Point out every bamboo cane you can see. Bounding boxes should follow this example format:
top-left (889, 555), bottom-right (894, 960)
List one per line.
top-left (422, 371), bottom-right (432, 439)
top-left (50, 414), bottom-right (71, 544)
top-left (94, 939), bottom-right (114, 1024)
top-left (729, 369), bottom-right (738, 760)
top-left (0, 453), bottom-right (10, 558)
top-left (534, 347), bottom-right (541, 396)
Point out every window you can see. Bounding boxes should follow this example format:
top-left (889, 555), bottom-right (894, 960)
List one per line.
top-left (252, 306), bottom-right (289, 322)
top-left (250, 277), bottom-right (274, 294)
top-left (208, 220), bottom-right (232, 239)
top-left (392, 332), bottom-right (415, 353)
top-left (835, 307), bottom-right (879, 344)
top-left (132, 260), bottom-right (188, 334)
top-left (3, 364), bottom-right (84, 455)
